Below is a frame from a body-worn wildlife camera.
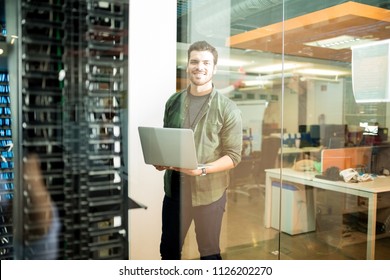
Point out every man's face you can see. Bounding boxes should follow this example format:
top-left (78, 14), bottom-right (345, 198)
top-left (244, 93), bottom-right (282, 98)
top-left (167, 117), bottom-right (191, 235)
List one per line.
top-left (186, 50), bottom-right (217, 87)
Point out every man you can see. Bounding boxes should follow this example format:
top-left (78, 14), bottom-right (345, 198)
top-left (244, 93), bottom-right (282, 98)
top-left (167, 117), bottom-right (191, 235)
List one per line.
top-left (155, 41), bottom-right (242, 260)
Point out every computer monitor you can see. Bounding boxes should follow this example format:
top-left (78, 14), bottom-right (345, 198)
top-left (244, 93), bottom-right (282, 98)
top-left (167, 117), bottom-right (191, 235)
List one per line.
top-left (323, 124), bottom-right (347, 148)
top-left (328, 137), bottom-right (345, 149)
top-left (298, 125), bottom-right (307, 133)
top-left (361, 126), bottom-right (388, 145)
top-left (309, 125), bottom-right (320, 146)
top-left (309, 125), bottom-right (320, 139)
top-left (378, 127), bottom-right (389, 143)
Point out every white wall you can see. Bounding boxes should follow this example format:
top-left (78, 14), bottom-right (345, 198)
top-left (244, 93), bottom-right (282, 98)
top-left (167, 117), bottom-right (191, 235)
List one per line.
top-left (283, 89), bottom-right (299, 133)
top-left (306, 79), bottom-right (344, 125)
top-left (128, 0), bottom-right (177, 259)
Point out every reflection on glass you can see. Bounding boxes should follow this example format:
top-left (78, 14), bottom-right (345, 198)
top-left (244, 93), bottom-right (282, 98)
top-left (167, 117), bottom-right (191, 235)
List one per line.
top-left (178, 0), bottom-right (390, 260)
top-left (23, 154), bottom-right (60, 259)
top-left (2, 0), bottom-right (129, 260)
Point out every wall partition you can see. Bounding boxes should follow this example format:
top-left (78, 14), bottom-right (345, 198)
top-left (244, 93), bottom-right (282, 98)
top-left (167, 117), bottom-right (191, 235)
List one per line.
top-left (177, 0), bottom-right (390, 260)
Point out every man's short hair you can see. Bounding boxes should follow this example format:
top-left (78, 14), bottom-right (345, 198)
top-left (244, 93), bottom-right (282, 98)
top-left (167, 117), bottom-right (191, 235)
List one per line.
top-left (187, 41), bottom-right (218, 65)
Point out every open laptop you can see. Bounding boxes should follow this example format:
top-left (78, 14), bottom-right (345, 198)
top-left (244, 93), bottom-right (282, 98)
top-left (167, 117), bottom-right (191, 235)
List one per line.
top-left (138, 126), bottom-right (206, 169)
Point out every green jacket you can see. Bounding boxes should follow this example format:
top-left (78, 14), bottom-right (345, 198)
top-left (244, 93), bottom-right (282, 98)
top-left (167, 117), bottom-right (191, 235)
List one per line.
top-left (163, 86), bottom-right (242, 206)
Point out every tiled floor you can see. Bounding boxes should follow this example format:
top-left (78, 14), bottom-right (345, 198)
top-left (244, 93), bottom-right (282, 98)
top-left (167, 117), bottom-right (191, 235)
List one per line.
top-left (182, 185), bottom-right (390, 260)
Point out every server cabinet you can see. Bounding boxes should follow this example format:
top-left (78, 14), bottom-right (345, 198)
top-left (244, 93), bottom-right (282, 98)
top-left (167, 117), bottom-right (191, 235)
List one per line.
top-left (3, 0), bottom-right (129, 259)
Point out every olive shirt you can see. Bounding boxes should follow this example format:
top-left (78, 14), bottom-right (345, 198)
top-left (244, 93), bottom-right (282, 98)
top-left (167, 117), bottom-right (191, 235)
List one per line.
top-left (163, 86), bottom-right (242, 206)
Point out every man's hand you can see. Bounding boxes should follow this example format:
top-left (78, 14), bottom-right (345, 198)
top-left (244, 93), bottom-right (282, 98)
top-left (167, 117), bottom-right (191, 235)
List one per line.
top-left (154, 165), bottom-right (203, 176)
top-left (154, 165), bottom-right (169, 171)
top-left (170, 167), bottom-right (202, 176)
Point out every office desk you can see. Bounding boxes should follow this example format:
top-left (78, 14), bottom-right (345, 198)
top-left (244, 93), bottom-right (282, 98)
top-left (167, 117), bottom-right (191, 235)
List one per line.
top-left (280, 146), bottom-right (322, 154)
top-left (277, 146), bottom-right (322, 166)
top-left (265, 168), bottom-right (390, 260)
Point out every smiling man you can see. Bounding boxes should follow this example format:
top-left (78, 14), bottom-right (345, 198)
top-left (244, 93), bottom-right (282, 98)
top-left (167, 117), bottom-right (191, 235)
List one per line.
top-left (154, 41), bottom-right (242, 260)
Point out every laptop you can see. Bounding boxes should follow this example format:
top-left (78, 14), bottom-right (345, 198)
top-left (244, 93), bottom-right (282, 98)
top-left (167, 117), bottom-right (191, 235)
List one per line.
top-left (138, 126), bottom-right (206, 169)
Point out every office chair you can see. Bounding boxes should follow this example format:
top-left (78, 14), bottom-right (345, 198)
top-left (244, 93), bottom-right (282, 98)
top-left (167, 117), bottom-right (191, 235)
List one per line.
top-left (229, 136), bottom-right (281, 201)
top-left (253, 136), bottom-right (281, 186)
top-left (229, 158), bottom-right (257, 201)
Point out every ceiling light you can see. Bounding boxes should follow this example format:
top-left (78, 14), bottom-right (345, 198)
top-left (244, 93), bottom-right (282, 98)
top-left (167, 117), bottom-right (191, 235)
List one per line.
top-left (252, 63), bottom-right (300, 73)
top-left (296, 68), bottom-right (348, 76)
top-left (243, 80), bottom-right (272, 87)
top-left (304, 35), bottom-right (377, 50)
top-left (218, 58), bottom-right (250, 67)
top-left (98, 1), bottom-right (110, 8)
top-left (244, 72), bottom-right (294, 86)
top-left (299, 76), bottom-right (340, 83)
top-left (10, 35), bottom-right (18, 45)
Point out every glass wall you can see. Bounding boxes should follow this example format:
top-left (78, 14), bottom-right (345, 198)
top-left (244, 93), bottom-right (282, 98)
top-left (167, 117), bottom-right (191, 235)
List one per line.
top-left (177, 0), bottom-right (390, 260)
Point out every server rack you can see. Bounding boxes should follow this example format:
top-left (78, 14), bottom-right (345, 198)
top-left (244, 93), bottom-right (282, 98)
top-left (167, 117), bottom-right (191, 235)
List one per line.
top-left (0, 69), bottom-right (14, 259)
top-left (3, 0), bottom-right (130, 260)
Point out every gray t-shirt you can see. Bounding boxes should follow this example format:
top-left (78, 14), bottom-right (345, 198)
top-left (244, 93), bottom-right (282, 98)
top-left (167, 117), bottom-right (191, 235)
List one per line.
top-left (184, 93), bottom-right (210, 129)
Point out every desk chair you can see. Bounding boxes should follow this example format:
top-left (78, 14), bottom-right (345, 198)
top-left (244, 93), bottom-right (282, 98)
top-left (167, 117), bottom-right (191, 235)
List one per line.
top-left (253, 137), bottom-right (281, 186)
top-left (229, 157), bottom-right (258, 201)
top-left (229, 137), bottom-right (281, 200)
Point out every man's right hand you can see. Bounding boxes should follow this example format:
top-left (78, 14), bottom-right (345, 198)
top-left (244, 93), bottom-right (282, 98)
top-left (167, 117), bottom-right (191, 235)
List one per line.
top-left (154, 165), bottom-right (169, 171)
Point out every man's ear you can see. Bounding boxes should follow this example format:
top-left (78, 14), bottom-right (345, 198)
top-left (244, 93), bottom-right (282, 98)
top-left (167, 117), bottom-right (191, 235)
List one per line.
top-left (213, 65), bottom-right (217, 74)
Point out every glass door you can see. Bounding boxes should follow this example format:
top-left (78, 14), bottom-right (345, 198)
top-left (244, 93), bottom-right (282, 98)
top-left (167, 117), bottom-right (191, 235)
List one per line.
top-left (177, 0), bottom-right (390, 260)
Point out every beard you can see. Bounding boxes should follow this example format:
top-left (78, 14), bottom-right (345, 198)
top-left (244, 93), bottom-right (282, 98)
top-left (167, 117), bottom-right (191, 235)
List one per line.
top-left (189, 72), bottom-right (213, 87)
